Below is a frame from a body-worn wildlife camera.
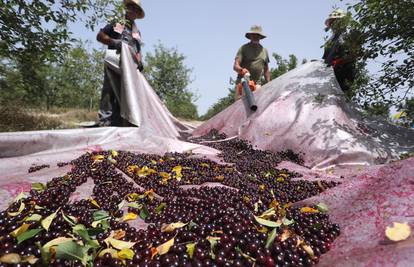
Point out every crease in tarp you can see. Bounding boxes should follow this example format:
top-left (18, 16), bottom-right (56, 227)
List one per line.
top-left (193, 61), bottom-right (414, 170)
top-left (0, 54), bottom-right (413, 267)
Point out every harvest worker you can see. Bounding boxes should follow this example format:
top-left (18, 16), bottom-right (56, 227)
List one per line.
top-left (96, 0), bottom-right (145, 126)
top-left (323, 9), bottom-right (362, 93)
top-left (233, 25), bottom-right (271, 99)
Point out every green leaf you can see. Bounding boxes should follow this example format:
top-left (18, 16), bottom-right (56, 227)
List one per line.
top-left (17, 228), bottom-right (43, 244)
top-left (8, 202), bottom-right (25, 217)
top-left (62, 212), bottom-right (77, 226)
top-left (31, 182), bottom-right (46, 192)
top-left (139, 204), bottom-right (150, 220)
top-left (235, 247), bottom-right (256, 262)
top-left (312, 223), bottom-right (323, 230)
top-left (87, 228), bottom-right (105, 238)
top-left (127, 202), bottom-right (142, 209)
top-left (13, 192), bottom-right (28, 203)
top-left (247, 174), bottom-right (257, 182)
top-left (24, 214), bottom-right (42, 222)
top-left (316, 203), bottom-right (329, 213)
top-left (207, 236), bottom-right (220, 260)
top-left (254, 215), bottom-right (282, 228)
top-left (107, 155), bottom-right (117, 164)
top-left (41, 208), bottom-right (60, 231)
top-left (91, 219), bottom-right (110, 230)
top-left (258, 208), bottom-right (276, 219)
top-left (105, 238), bottom-right (136, 250)
top-left (155, 202), bottom-right (167, 214)
top-left (73, 224), bottom-right (90, 242)
top-left (265, 228), bottom-right (277, 249)
top-left (117, 200), bottom-right (126, 210)
top-left (87, 239), bottom-right (101, 249)
top-left (55, 240), bottom-right (88, 265)
top-left (93, 210), bottom-right (109, 221)
top-left (282, 217), bottom-right (295, 226)
top-left (187, 221), bottom-right (198, 230)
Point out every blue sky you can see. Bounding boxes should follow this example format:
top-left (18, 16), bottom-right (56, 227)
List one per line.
top-left (70, 0), bottom-right (351, 115)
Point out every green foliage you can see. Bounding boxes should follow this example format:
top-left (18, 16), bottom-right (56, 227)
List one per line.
top-left (0, 0), bottom-right (119, 62)
top-left (345, 0), bottom-right (414, 105)
top-left (0, 42), bottom-right (103, 110)
top-left (200, 88), bottom-right (236, 121)
top-left (270, 53), bottom-right (305, 80)
top-left (0, 0), bottom-right (119, 111)
top-left (165, 94), bottom-right (199, 120)
top-left (144, 43), bottom-right (198, 119)
top-left (363, 102), bottom-right (390, 119)
top-left (395, 98), bottom-right (414, 128)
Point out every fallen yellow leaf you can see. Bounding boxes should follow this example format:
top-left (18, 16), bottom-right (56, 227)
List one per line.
top-left (126, 193), bottom-right (141, 202)
top-left (385, 222), bottom-right (411, 242)
top-left (89, 198), bottom-right (100, 208)
top-left (157, 237), bottom-right (175, 256)
top-left (280, 229), bottom-right (292, 242)
top-left (137, 166), bottom-right (157, 177)
top-left (113, 229), bottom-right (126, 240)
top-left (92, 155), bottom-right (104, 162)
top-left (117, 248), bottom-right (134, 260)
top-left (144, 189), bottom-right (155, 201)
top-left (215, 175), bottom-right (224, 182)
top-left (122, 213), bottom-right (138, 222)
top-left (300, 207), bottom-right (319, 213)
top-left (172, 165), bottom-right (183, 181)
top-left (161, 222), bottom-right (187, 233)
top-left (127, 165), bottom-right (138, 174)
top-left (111, 150), bottom-right (118, 158)
top-left (11, 223), bottom-right (30, 237)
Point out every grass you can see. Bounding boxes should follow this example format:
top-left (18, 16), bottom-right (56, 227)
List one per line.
top-left (0, 104), bottom-right (97, 132)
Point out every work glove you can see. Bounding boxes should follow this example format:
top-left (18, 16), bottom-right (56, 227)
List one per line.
top-left (239, 68), bottom-right (250, 77)
top-left (137, 61), bottom-right (144, 72)
top-left (332, 58), bottom-right (345, 68)
top-left (248, 80), bottom-right (257, 91)
top-left (111, 39), bottom-right (123, 51)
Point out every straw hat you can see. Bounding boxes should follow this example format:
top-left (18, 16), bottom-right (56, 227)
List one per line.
top-left (124, 0), bottom-right (145, 19)
top-left (325, 9), bottom-right (346, 27)
top-left (245, 25), bottom-right (266, 39)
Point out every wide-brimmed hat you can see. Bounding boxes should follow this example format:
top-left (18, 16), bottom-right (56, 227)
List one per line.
top-left (325, 9), bottom-right (346, 27)
top-left (124, 0), bottom-right (145, 19)
top-left (245, 25), bottom-right (266, 39)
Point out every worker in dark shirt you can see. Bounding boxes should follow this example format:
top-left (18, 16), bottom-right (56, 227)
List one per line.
top-left (323, 9), bottom-right (361, 93)
top-left (96, 0), bottom-right (144, 126)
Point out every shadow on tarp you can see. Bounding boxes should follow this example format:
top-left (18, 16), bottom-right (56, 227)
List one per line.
top-left (193, 61), bottom-right (414, 169)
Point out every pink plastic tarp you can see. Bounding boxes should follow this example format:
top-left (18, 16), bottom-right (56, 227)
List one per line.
top-left (0, 59), bottom-right (413, 266)
top-left (193, 61), bottom-right (414, 170)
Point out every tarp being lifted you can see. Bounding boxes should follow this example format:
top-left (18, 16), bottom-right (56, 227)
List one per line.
top-left (0, 55), bottom-right (413, 266)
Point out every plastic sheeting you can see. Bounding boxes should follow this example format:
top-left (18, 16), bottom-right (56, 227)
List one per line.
top-left (193, 61), bottom-right (414, 170)
top-left (0, 59), bottom-right (413, 266)
top-left (294, 158), bottom-right (414, 267)
top-left (102, 43), bottom-right (193, 135)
